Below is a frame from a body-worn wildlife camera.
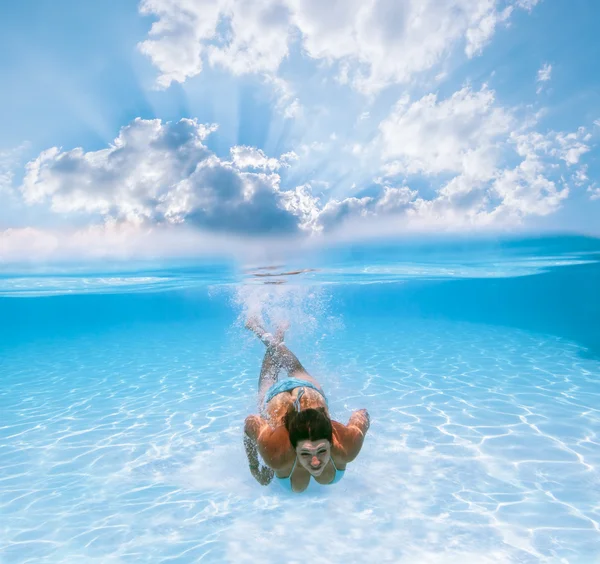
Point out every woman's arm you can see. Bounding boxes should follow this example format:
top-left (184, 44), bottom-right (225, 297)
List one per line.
top-left (244, 415), bottom-right (274, 485)
top-left (333, 409), bottom-right (371, 463)
top-left (244, 414), bottom-right (294, 472)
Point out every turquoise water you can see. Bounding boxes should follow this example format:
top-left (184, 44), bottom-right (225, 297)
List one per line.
top-left (1, 235), bottom-right (600, 563)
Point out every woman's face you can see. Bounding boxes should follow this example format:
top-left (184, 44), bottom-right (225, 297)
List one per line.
top-left (296, 439), bottom-right (331, 476)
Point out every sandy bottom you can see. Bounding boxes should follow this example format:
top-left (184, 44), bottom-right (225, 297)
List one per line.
top-left (1, 317), bottom-right (599, 563)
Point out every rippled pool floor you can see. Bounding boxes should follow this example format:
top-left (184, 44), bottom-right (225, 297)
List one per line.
top-left (1, 317), bottom-right (599, 563)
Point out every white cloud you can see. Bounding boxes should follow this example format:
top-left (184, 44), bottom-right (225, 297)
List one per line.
top-left (573, 165), bottom-right (588, 187)
top-left (553, 128), bottom-right (591, 165)
top-left (464, 5), bottom-right (513, 58)
top-left (491, 154), bottom-right (568, 219)
top-left (138, 0), bottom-right (223, 89)
top-left (374, 85), bottom-right (593, 225)
top-left (19, 118), bottom-right (302, 234)
top-left (379, 86), bottom-right (512, 177)
top-left (138, 0), bottom-right (540, 95)
top-left (161, 160), bottom-right (301, 234)
top-left (537, 63), bottom-right (552, 83)
top-left (485, 126), bottom-right (592, 219)
top-left (6, 80), bottom-right (596, 261)
top-left (0, 185), bottom-right (424, 262)
top-left (207, 1), bottom-right (292, 75)
top-left (280, 151), bottom-right (299, 164)
top-left (14, 119), bottom-right (423, 245)
top-left (310, 186), bottom-right (418, 232)
top-left (138, 0), bottom-right (292, 90)
top-left (21, 118), bottom-right (216, 221)
top-left (230, 146), bottom-right (282, 171)
top-left (486, 127), bottom-right (591, 219)
top-left (512, 127), bottom-right (591, 166)
top-left (291, 0), bottom-right (514, 93)
top-left (140, 0), bottom-right (302, 117)
top-left (279, 183), bottom-right (322, 230)
top-left (9, 0), bottom-right (600, 261)
top-left (536, 62), bottom-right (552, 94)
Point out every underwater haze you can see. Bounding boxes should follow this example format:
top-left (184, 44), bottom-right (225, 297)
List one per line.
top-left (1, 235), bottom-right (600, 563)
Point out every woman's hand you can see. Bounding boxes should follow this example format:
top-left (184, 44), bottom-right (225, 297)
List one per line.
top-left (350, 409), bottom-right (371, 433)
top-left (250, 464), bottom-right (274, 485)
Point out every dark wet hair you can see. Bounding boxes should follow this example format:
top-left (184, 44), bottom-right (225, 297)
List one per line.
top-left (284, 406), bottom-right (333, 449)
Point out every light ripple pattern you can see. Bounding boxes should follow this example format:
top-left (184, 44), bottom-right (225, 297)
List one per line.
top-left (1, 315), bottom-right (599, 563)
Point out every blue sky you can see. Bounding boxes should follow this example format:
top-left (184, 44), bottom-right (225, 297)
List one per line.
top-left (1, 0), bottom-right (599, 262)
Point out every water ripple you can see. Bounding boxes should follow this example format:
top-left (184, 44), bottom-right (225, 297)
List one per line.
top-left (1, 319), bottom-right (599, 562)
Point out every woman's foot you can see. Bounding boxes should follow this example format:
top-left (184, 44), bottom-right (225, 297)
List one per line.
top-left (246, 316), bottom-right (276, 347)
top-left (246, 316), bottom-right (289, 348)
top-left (245, 316), bottom-right (264, 335)
top-left (274, 320), bottom-right (290, 344)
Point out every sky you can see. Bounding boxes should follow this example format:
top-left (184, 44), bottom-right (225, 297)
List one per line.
top-left (0, 0), bottom-right (599, 263)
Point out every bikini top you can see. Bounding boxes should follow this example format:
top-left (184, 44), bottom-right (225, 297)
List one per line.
top-left (275, 454), bottom-right (345, 492)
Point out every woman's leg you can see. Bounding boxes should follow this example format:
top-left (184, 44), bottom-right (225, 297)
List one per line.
top-left (247, 318), bottom-right (323, 388)
top-left (257, 344), bottom-right (280, 399)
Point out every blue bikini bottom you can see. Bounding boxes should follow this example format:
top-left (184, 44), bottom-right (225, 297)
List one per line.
top-left (263, 377), bottom-right (328, 407)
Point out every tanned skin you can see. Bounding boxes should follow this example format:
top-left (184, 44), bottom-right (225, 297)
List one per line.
top-left (243, 318), bottom-right (370, 492)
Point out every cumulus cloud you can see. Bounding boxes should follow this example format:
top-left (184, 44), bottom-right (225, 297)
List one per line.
top-left (573, 165), bottom-right (588, 187)
top-left (230, 146), bottom-right (282, 171)
top-left (373, 85), bottom-right (593, 224)
top-left (8, 0), bottom-right (600, 263)
top-left (553, 128), bottom-right (591, 165)
top-left (21, 119), bottom-right (216, 220)
top-left (379, 86), bottom-right (512, 177)
top-left (292, 0), bottom-right (518, 93)
top-left (490, 149), bottom-right (568, 219)
top-left (13, 118), bottom-right (420, 248)
top-left (162, 159), bottom-right (300, 234)
top-left (19, 118), bottom-right (303, 235)
top-left (294, 185), bottom-right (418, 233)
top-left (512, 127), bottom-right (591, 166)
top-left (6, 81), bottom-right (596, 262)
top-left (138, 0), bottom-right (222, 89)
top-left (138, 0), bottom-right (539, 95)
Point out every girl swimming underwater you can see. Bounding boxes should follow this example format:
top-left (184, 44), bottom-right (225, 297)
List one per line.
top-left (243, 318), bottom-right (370, 493)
